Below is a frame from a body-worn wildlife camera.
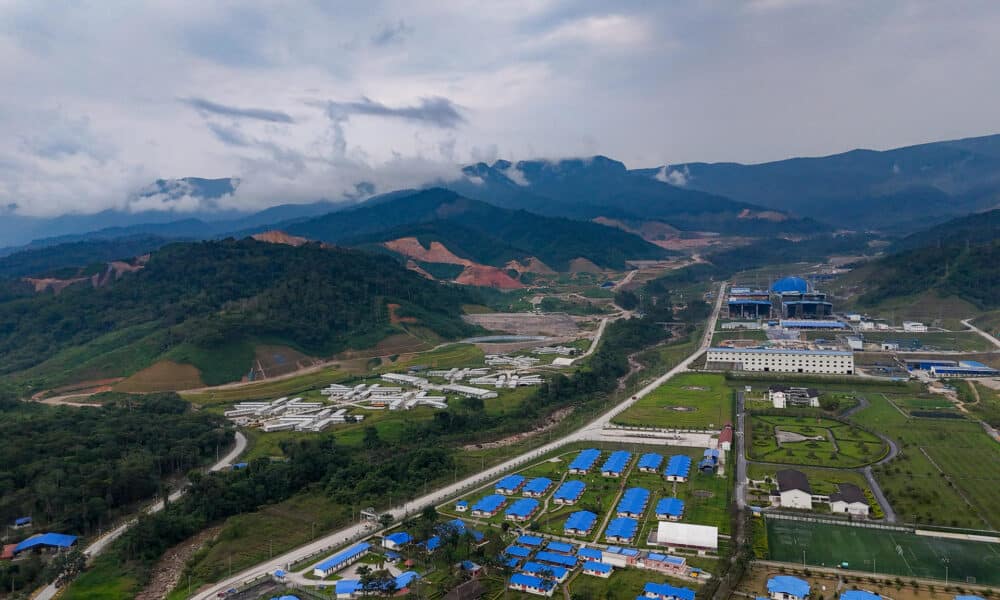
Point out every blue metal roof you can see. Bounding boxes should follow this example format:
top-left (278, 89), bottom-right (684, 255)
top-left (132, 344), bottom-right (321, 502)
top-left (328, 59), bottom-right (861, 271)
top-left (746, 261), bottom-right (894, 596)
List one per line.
top-left (496, 474), bottom-right (526, 491)
top-left (564, 510), bottom-right (597, 533)
top-left (954, 596), bottom-right (986, 600)
top-left (583, 561), bottom-right (612, 574)
top-left (471, 494), bottom-right (506, 513)
top-left (522, 561), bottom-right (568, 580)
top-left (385, 532), bottom-right (411, 545)
top-left (425, 536), bottom-right (441, 551)
top-left (840, 592), bottom-right (881, 600)
top-left (644, 582), bottom-right (696, 600)
top-left (534, 551), bottom-right (577, 568)
top-left (617, 488), bottom-right (650, 516)
top-left (14, 517), bottom-right (31, 526)
top-left (664, 455), bottom-right (692, 477)
top-left (601, 450), bottom-right (631, 474)
top-left (395, 571), bottom-right (420, 589)
top-left (703, 448), bottom-right (719, 458)
top-left (959, 360), bottom-right (988, 368)
top-left (647, 553), bottom-right (684, 565)
top-left (569, 449), bottom-right (601, 471)
top-left (523, 477), bottom-right (553, 495)
top-left (505, 545), bottom-right (532, 558)
top-left (545, 541), bottom-right (575, 554)
top-left (510, 573), bottom-right (554, 591)
top-left (335, 580), bottom-right (361, 595)
top-left (517, 535), bottom-right (544, 547)
top-left (638, 453), bottom-right (663, 470)
top-left (506, 498), bottom-right (539, 518)
top-left (656, 497), bottom-right (685, 517)
top-left (605, 546), bottom-right (640, 557)
top-left (709, 346), bottom-right (852, 356)
top-left (505, 557), bottom-right (521, 569)
top-left (604, 517), bottom-right (637, 540)
top-left (314, 542), bottom-right (370, 573)
top-left (772, 276), bottom-right (808, 294)
top-left (455, 500), bottom-right (468, 507)
top-left (553, 480), bottom-right (586, 501)
top-left (577, 547), bottom-right (602, 561)
top-left (729, 299), bottom-right (772, 305)
top-left (443, 519), bottom-right (467, 534)
top-left (13, 533), bottom-right (77, 553)
top-left (780, 319), bottom-right (844, 329)
top-left (768, 576), bottom-right (810, 598)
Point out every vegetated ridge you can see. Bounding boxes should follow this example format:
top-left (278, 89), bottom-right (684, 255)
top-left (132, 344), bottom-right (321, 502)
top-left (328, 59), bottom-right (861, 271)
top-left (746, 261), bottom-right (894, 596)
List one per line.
top-left (0, 238), bottom-right (480, 389)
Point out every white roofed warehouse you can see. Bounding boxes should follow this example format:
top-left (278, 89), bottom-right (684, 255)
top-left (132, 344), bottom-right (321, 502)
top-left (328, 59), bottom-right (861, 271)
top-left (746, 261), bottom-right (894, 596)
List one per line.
top-left (707, 347), bottom-right (853, 375)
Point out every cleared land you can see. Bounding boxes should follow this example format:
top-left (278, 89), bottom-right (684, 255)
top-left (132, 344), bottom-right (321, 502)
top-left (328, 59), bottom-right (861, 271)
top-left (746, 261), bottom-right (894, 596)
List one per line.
top-left (766, 518), bottom-right (1000, 585)
top-left (114, 360), bottom-right (205, 392)
top-left (613, 372), bottom-right (733, 429)
top-left (748, 415), bottom-right (886, 468)
top-left (858, 331), bottom-right (994, 352)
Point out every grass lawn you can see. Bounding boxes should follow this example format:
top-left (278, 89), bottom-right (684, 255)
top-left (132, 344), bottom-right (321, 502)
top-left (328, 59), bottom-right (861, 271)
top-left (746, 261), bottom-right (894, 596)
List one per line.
top-left (165, 492), bottom-right (352, 600)
top-left (61, 557), bottom-right (143, 600)
top-left (569, 566), bottom-right (700, 600)
top-left (747, 415), bottom-right (886, 468)
top-left (765, 518), bottom-right (1000, 585)
top-left (861, 394), bottom-right (1000, 530)
top-left (614, 373), bottom-right (733, 430)
top-left (859, 331), bottom-right (994, 352)
top-left (711, 330), bottom-right (768, 345)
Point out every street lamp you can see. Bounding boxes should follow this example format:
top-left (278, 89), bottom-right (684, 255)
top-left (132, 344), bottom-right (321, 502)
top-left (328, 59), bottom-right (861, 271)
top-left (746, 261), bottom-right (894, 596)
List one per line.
top-left (942, 557), bottom-right (950, 586)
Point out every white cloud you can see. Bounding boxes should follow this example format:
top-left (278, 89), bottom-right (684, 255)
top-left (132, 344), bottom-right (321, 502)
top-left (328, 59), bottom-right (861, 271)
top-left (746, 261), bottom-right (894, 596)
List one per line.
top-left (536, 14), bottom-right (650, 49)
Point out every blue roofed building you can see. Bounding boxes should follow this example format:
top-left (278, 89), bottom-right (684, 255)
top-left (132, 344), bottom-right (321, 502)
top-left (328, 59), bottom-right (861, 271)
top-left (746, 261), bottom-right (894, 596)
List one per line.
top-left (839, 592), bottom-right (880, 600)
top-left (424, 536), bottom-right (441, 552)
top-left (517, 535), bottom-right (544, 547)
top-left (13, 517), bottom-right (31, 528)
top-left (601, 546), bottom-right (640, 567)
top-left (638, 453), bottom-right (663, 473)
top-left (534, 551), bottom-right (577, 568)
top-left (954, 596), bottom-right (986, 600)
top-left (545, 541), bottom-right (575, 554)
top-left (12, 533), bottom-right (77, 555)
top-left (616, 488), bottom-right (650, 518)
top-left (395, 571), bottom-right (420, 591)
top-left (522, 561), bottom-right (569, 583)
top-left (644, 582), bottom-right (696, 600)
top-left (643, 552), bottom-right (687, 575)
top-left (335, 579), bottom-right (362, 599)
top-left (523, 477), bottom-right (554, 498)
top-left (655, 498), bottom-right (685, 521)
top-left (581, 561), bottom-right (613, 578)
top-left (505, 498), bottom-right (540, 522)
top-left (471, 494), bottom-right (506, 517)
top-left (664, 455), bottom-right (692, 482)
top-left (601, 451), bottom-right (631, 477)
top-left (505, 545), bottom-right (532, 558)
top-left (313, 542), bottom-right (370, 578)
top-left (496, 474), bottom-right (527, 495)
top-left (577, 547), bottom-right (603, 561)
top-left (553, 480), bottom-right (586, 505)
top-left (768, 575), bottom-right (810, 600)
top-left (699, 448), bottom-right (720, 474)
top-left (383, 531), bottom-right (412, 549)
top-left (455, 500), bottom-right (469, 512)
top-left (509, 573), bottom-right (556, 597)
top-left (564, 511), bottom-right (598, 536)
top-left (604, 517), bottom-right (638, 543)
top-left (569, 449), bottom-right (601, 474)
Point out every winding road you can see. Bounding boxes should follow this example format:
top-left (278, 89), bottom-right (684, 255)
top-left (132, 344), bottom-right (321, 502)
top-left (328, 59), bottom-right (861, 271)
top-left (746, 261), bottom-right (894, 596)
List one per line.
top-left (189, 282), bottom-right (727, 599)
top-left (37, 432), bottom-right (248, 600)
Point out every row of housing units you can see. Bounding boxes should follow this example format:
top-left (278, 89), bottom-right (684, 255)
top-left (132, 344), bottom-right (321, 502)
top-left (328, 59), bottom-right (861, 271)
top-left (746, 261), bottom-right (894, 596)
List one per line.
top-left (224, 397), bottom-right (366, 432)
top-left (503, 535), bottom-right (703, 598)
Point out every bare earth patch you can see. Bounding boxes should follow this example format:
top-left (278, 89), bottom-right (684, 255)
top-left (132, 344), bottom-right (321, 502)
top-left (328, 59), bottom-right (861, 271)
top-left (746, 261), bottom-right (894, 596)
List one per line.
top-left (136, 526), bottom-right (221, 600)
top-left (115, 360), bottom-right (205, 392)
top-left (463, 407), bottom-right (574, 450)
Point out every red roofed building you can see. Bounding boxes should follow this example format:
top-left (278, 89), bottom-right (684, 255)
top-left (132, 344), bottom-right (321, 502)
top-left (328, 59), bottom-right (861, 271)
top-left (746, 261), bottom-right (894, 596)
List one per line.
top-left (718, 424), bottom-right (733, 451)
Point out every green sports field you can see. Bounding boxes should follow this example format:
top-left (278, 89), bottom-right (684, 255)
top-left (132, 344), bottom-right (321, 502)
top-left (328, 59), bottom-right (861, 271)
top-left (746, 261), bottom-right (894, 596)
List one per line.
top-left (766, 518), bottom-right (1000, 585)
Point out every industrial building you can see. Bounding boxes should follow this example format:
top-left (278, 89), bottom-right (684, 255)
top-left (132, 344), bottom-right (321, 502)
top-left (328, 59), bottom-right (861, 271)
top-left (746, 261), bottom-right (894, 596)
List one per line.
top-left (772, 276), bottom-right (832, 319)
top-left (313, 542), bottom-right (370, 578)
top-left (726, 286), bottom-right (772, 319)
top-left (779, 319), bottom-right (845, 330)
top-left (904, 359), bottom-right (1000, 377)
top-left (12, 533), bottom-right (77, 555)
top-left (653, 522), bottom-right (718, 553)
top-left (706, 347), bottom-right (854, 374)
top-left (442, 384), bottom-right (498, 400)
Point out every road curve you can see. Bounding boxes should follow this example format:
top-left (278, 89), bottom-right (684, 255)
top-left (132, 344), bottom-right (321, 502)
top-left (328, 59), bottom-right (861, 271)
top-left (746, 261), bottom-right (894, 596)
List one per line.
top-left (962, 318), bottom-right (1000, 350)
top-left (36, 432), bottom-right (247, 600)
top-left (191, 283), bottom-right (727, 599)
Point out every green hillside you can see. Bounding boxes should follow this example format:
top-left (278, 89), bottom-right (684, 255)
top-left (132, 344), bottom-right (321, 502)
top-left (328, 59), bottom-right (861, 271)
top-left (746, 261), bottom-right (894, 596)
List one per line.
top-left (288, 188), bottom-right (671, 270)
top-left (0, 239), bottom-right (479, 390)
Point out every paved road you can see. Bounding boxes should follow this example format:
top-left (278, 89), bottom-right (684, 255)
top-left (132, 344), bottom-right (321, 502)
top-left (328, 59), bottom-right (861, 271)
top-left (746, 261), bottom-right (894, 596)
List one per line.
top-left (191, 282), bottom-right (727, 599)
top-left (734, 392), bottom-right (748, 510)
top-left (962, 318), bottom-right (1000, 350)
top-left (37, 432), bottom-right (247, 600)
top-left (569, 317), bottom-right (609, 366)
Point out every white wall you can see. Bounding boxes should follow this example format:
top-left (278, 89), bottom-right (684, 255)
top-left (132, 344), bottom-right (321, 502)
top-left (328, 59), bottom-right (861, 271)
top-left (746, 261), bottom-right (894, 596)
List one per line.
top-left (779, 489), bottom-right (812, 509)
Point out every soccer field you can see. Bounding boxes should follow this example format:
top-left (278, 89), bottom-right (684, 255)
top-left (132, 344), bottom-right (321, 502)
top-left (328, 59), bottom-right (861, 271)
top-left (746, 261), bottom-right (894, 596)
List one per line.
top-left (766, 518), bottom-right (1000, 586)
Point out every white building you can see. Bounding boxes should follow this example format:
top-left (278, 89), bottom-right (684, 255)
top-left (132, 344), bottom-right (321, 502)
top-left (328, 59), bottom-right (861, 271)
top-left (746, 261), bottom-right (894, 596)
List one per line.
top-left (653, 522), bottom-right (718, 554)
top-left (775, 470), bottom-right (812, 510)
top-left (706, 347), bottom-right (854, 375)
top-left (829, 484), bottom-right (869, 517)
top-left (902, 321), bottom-right (928, 332)
top-left (442, 384), bottom-right (498, 400)
top-left (768, 386), bottom-right (820, 409)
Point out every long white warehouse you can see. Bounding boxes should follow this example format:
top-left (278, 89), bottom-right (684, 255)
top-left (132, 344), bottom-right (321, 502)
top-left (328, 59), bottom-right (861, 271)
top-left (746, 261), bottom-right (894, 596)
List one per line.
top-left (706, 347), bottom-right (854, 375)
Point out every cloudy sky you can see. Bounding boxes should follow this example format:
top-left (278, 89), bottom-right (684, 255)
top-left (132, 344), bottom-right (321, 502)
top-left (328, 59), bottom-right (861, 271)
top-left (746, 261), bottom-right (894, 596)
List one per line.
top-left (2, 0), bottom-right (1000, 216)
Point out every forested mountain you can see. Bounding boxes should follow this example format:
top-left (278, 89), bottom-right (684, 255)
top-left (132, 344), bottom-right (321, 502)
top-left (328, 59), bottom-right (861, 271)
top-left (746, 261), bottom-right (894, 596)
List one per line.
top-left (856, 210), bottom-right (999, 309)
top-left (0, 238), bottom-right (479, 388)
top-left (288, 188), bottom-right (671, 270)
top-left (0, 234), bottom-right (173, 279)
top-left (448, 156), bottom-right (826, 235)
top-left (659, 133), bottom-right (1000, 232)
